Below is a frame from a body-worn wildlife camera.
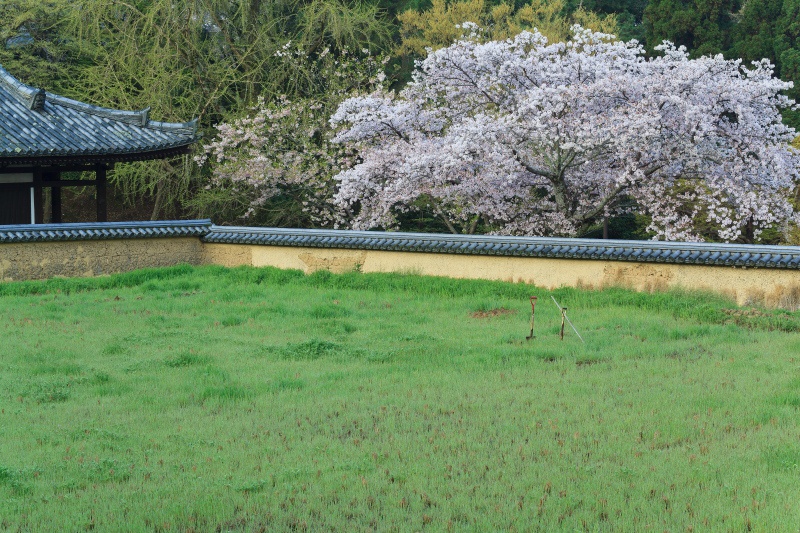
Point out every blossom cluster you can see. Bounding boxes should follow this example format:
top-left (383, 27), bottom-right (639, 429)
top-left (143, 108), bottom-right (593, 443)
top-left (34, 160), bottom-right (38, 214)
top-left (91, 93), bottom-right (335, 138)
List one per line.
top-left (196, 48), bottom-right (389, 225)
top-left (331, 26), bottom-right (800, 240)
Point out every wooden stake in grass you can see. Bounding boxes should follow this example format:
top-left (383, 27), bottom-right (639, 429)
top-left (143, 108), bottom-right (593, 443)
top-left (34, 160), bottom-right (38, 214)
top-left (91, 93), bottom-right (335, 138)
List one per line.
top-left (526, 296), bottom-right (538, 341)
top-left (550, 295), bottom-right (585, 343)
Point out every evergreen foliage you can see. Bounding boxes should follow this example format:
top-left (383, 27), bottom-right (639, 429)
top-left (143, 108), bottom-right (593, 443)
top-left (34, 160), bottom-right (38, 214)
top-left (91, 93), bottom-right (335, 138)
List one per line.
top-left (643, 0), bottom-right (740, 56)
top-left (396, 0), bottom-right (617, 57)
top-left (729, 0), bottom-right (800, 128)
top-left (0, 0), bottom-right (84, 93)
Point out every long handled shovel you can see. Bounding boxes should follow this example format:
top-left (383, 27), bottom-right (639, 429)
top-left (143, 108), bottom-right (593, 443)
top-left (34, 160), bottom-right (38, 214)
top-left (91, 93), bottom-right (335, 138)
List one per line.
top-left (525, 296), bottom-right (538, 340)
top-left (550, 295), bottom-right (585, 343)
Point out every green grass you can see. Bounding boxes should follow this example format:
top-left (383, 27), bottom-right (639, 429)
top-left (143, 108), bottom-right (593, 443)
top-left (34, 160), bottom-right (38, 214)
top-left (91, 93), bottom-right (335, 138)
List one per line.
top-left (1, 264), bottom-right (800, 531)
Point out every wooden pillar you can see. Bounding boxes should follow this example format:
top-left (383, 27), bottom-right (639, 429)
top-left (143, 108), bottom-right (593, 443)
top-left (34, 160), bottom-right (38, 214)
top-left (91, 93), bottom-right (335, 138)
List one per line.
top-left (96, 164), bottom-right (107, 222)
top-left (43, 170), bottom-right (61, 223)
top-left (51, 185), bottom-right (62, 223)
top-left (32, 168), bottom-right (44, 224)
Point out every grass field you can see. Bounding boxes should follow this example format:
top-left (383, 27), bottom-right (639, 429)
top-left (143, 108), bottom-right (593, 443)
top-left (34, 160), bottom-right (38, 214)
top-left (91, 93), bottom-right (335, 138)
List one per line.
top-left (1, 264), bottom-right (800, 531)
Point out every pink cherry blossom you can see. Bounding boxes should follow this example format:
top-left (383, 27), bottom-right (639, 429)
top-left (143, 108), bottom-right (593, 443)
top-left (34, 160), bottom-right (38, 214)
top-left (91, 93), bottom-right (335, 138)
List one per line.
top-left (196, 51), bottom-right (388, 226)
top-left (331, 26), bottom-right (800, 241)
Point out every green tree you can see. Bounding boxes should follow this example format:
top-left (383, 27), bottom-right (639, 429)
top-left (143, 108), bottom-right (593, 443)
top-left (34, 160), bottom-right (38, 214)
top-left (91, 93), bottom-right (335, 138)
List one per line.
top-left (0, 1), bottom-right (85, 92)
top-left (728, 0), bottom-right (800, 128)
top-left (193, 50), bottom-right (390, 227)
top-left (565, 0), bottom-right (646, 42)
top-left (397, 0), bottom-right (617, 57)
top-left (643, 0), bottom-right (740, 55)
top-left (1, 0), bottom-right (394, 219)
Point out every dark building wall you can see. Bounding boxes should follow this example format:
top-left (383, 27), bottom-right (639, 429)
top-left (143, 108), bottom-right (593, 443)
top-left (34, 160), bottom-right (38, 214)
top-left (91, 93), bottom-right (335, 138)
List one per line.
top-left (0, 187), bottom-right (31, 224)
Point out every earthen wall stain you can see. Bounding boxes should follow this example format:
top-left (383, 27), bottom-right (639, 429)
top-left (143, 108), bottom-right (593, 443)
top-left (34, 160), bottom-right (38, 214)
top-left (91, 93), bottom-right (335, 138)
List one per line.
top-left (200, 243), bottom-right (252, 268)
top-left (297, 251), bottom-right (367, 273)
top-left (221, 244), bottom-right (800, 309)
top-left (0, 238), bottom-right (203, 281)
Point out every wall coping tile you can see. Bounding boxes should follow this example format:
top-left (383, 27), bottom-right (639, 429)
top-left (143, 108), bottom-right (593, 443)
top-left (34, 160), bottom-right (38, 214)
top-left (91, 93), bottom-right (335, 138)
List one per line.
top-left (0, 220), bottom-right (212, 243)
top-left (204, 226), bottom-right (800, 270)
top-left (3, 221), bottom-right (799, 270)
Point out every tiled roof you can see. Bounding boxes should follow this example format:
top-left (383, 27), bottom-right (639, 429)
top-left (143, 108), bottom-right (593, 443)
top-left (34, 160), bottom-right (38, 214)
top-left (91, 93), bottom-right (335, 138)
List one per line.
top-left (0, 220), bottom-right (212, 243)
top-left (0, 64), bottom-right (198, 164)
top-left (203, 226), bottom-right (800, 269)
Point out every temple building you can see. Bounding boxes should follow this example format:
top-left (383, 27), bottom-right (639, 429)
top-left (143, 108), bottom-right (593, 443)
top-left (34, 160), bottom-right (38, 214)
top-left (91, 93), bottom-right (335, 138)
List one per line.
top-left (0, 64), bottom-right (198, 225)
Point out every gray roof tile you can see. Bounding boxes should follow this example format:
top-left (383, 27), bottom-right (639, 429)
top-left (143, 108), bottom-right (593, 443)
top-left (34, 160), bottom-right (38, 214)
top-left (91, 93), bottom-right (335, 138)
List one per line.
top-left (0, 65), bottom-right (198, 163)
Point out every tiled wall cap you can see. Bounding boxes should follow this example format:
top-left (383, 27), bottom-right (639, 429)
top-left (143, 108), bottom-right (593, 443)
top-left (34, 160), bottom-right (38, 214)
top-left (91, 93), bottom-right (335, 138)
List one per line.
top-left (2, 221), bottom-right (799, 270)
top-left (0, 220), bottom-right (212, 243)
top-left (204, 226), bottom-right (800, 270)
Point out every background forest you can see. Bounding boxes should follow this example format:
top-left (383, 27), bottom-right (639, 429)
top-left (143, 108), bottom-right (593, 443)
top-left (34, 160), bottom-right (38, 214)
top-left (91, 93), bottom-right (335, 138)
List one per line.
top-left (1, 0), bottom-right (799, 241)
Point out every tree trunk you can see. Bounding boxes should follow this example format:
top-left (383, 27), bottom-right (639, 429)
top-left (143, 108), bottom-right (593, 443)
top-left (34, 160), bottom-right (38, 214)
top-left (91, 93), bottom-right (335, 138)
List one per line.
top-left (151, 178), bottom-right (165, 221)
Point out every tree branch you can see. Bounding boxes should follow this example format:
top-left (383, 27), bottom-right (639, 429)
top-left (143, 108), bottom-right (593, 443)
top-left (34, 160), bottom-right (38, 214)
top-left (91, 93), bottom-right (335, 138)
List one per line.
top-left (511, 149), bottom-right (556, 179)
top-left (432, 204), bottom-right (459, 234)
top-left (467, 214), bottom-right (480, 234)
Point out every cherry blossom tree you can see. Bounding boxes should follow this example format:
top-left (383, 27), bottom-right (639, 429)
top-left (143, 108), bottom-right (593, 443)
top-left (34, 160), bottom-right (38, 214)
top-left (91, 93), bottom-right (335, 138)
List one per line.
top-left (331, 24), bottom-right (800, 241)
top-left (195, 47), bottom-right (388, 226)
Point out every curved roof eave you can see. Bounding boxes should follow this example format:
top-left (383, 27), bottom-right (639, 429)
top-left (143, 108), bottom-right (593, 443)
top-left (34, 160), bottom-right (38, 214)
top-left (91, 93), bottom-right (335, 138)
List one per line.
top-left (0, 64), bottom-right (199, 162)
